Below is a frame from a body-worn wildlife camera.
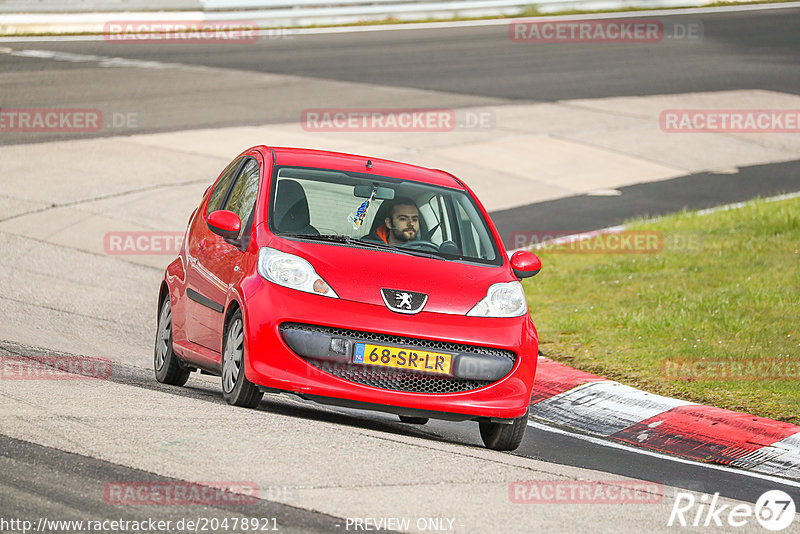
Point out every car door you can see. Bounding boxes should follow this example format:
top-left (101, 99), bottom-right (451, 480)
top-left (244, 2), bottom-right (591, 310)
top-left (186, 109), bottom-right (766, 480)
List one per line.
top-left (184, 157), bottom-right (243, 352)
top-left (186, 157), bottom-right (261, 353)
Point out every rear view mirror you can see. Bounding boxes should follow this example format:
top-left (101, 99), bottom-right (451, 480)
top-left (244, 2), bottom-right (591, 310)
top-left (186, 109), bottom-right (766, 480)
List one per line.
top-left (510, 250), bottom-right (542, 279)
top-left (354, 185), bottom-right (395, 200)
top-left (207, 210), bottom-right (241, 240)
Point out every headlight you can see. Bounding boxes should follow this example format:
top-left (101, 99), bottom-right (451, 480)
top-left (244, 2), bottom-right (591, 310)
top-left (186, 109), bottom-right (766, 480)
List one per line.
top-left (257, 247), bottom-right (338, 298)
top-left (467, 281), bottom-right (527, 317)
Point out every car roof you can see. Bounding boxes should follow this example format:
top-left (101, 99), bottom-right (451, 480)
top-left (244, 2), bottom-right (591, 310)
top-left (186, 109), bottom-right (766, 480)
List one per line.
top-left (265, 146), bottom-right (465, 190)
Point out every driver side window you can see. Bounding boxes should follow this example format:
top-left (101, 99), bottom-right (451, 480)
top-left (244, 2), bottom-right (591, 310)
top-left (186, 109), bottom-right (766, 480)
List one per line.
top-left (223, 159), bottom-right (259, 226)
top-left (221, 158), bottom-right (260, 243)
top-left (207, 157), bottom-right (243, 215)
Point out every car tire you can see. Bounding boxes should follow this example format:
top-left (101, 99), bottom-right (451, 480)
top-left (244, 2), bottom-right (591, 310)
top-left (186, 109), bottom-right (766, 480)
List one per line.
top-left (154, 296), bottom-right (191, 386)
top-left (399, 416), bottom-right (429, 425)
top-left (221, 309), bottom-right (263, 408)
top-left (479, 408), bottom-right (529, 451)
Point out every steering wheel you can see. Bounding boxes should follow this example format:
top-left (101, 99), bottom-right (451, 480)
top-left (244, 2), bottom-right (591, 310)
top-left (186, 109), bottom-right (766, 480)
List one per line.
top-left (400, 239), bottom-right (440, 252)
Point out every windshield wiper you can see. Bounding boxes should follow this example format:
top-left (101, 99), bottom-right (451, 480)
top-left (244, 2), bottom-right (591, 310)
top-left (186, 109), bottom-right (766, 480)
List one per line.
top-left (282, 233), bottom-right (353, 244)
top-left (281, 233), bottom-right (388, 249)
top-left (351, 238), bottom-right (452, 260)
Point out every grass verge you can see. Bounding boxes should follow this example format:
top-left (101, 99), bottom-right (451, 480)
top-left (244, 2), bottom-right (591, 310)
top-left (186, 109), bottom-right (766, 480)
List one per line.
top-left (523, 195), bottom-right (800, 424)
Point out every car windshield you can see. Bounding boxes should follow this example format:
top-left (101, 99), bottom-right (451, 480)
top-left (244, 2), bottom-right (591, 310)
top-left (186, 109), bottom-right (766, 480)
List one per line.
top-left (269, 166), bottom-right (501, 264)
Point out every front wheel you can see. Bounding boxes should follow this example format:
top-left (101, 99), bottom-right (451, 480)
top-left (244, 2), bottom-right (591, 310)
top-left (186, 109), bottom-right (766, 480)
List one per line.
top-left (221, 309), bottom-right (263, 408)
top-left (479, 408), bottom-right (529, 451)
top-left (154, 296), bottom-right (191, 386)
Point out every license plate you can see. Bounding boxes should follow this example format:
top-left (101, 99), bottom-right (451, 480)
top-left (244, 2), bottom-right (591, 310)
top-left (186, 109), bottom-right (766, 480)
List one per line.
top-left (353, 343), bottom-right (453, 376)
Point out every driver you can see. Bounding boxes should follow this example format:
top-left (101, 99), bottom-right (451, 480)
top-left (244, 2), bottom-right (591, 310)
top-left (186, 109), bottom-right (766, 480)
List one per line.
top-left (372, 197), bottom-right (419, 245)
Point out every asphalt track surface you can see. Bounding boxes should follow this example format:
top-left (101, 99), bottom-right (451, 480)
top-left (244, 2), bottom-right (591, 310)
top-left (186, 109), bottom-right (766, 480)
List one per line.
top-left (2, 7), bottom-right (800, 142)
top-left (493, 159), bottom-right (800, 245)
top-left (0, 434), bottom-right (344, 534)
top-left (2, 5), bottom-right (800, 532)
top-left (5, 9), bottom-right (800, 100)
top-left (2, 341), bottom-right (799, 526)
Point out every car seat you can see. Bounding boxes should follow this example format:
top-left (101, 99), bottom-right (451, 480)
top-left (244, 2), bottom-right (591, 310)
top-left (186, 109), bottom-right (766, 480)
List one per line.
top-left (274, 179), bottom-right (319, 235)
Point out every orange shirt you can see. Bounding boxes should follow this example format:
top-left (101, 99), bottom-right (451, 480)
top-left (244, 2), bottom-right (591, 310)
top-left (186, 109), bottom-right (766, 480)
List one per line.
top-left (376, 225), bottom-right (390, 244)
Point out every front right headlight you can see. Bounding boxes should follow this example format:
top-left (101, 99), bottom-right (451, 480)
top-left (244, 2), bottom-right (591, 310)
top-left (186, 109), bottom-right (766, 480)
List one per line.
top-left (467, 281), bottom-right (527, 317)
top-left (257, 247), bottom-right (338, 298)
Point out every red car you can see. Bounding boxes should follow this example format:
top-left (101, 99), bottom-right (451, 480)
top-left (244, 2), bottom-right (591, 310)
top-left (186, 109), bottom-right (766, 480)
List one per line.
top-left (155, 146), bottom-right (542, 450)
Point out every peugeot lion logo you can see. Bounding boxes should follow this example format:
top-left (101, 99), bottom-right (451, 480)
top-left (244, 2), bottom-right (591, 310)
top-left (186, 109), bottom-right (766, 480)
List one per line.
top-left (381, 288), bottom-right (428, 314)
top-left (396, 292), bottom-right (414, 309)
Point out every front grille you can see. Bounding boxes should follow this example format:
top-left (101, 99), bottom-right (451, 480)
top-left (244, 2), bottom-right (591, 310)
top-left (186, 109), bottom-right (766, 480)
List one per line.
top-left (280, 323), bottom-right (516, 394)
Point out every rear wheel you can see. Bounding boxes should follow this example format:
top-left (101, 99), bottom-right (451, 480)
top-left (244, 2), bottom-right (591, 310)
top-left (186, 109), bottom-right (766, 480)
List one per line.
top-left (221, 309), bottom-right (263, 408)
top-left (154, 296), bottom-right (190, 386)
top-left (399, 416), bottom-right (429, 425)
top-left (479, 408), bottom-right (529, 451)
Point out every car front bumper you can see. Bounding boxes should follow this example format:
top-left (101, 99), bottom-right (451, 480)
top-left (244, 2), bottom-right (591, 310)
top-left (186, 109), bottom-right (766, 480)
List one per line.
top-left (241, 281), bottom-right (538, 421)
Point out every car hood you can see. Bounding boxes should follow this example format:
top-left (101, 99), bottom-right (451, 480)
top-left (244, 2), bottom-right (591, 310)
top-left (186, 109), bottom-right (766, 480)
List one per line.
top-left (270, 238), bottom-right (512, 315)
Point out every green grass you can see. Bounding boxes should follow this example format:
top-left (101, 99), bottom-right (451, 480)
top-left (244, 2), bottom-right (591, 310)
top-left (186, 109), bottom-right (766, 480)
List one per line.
top-left (523, 196), bottom-right (800, 424)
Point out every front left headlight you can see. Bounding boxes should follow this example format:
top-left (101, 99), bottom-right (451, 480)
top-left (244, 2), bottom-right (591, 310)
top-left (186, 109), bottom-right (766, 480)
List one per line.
top-left (467, 281), bottom-right (528, 317)
top-left (257, 247), bottom-right (338, 298)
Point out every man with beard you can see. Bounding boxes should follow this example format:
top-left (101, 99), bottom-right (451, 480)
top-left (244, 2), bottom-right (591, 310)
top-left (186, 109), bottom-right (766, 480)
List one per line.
top-left (371, 197), bottom-right (420, 246)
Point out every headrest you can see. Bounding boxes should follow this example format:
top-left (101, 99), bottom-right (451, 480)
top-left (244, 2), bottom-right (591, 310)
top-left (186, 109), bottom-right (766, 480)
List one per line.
top-left (274, 179), bottom-right (311, 232)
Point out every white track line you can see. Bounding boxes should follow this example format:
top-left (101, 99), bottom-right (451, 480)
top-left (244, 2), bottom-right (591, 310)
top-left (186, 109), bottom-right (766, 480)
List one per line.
top-left (527, 420), bottom-right (800, 489)
top-left (694, 190), bottom-right (800, 216)
top-left (0, 47), bottom-right (218, 71)
top-left (0, 2), bottom-right (799, 42)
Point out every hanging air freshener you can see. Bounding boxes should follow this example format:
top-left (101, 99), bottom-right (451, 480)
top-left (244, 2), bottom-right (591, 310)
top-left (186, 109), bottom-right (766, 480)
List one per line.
top-left (348, 188), bottom-right (376, 230)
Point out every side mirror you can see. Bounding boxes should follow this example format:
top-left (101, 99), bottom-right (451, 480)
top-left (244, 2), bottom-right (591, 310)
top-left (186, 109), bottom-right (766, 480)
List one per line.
top-left (510, 250), bottom-right (542, 279)
top-left (207, 210), bottom-right (241, 240)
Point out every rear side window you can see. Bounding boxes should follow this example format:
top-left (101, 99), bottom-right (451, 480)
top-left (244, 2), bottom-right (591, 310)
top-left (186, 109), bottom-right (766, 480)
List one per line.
top-left (207, 157), bottom-right (243, 214)
top-left (419, 194), bottom-right (453, 243)
top-left (454, 196), bottom-right (495, 260)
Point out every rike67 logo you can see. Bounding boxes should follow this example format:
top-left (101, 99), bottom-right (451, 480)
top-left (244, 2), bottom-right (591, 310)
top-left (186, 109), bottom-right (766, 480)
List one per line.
top-left (669, 490), bottom-right (796, 531)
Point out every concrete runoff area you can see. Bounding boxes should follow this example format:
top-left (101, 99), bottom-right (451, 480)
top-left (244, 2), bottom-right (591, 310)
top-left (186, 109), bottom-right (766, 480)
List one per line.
top-left (1, 87), bottom-right (800, 532)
